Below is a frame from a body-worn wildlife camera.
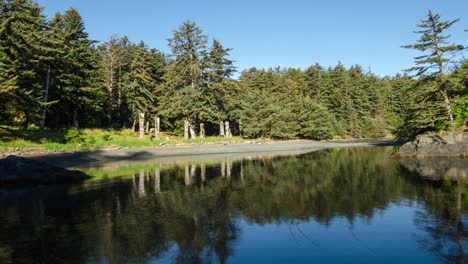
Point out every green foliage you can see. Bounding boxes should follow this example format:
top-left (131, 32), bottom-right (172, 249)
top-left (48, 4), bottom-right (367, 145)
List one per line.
top-left (453, 97), bottom-right (468, 125)
top-left (238, 65), bottom-right (395, 139)
top-left (399, 11), bottom-right (465, 135)
top-left (64, 128), bottom-right (81, 143)
top-left (0, 3), bottom-right (466, 142)
top-left (0, 127), bottom-right (247, 152)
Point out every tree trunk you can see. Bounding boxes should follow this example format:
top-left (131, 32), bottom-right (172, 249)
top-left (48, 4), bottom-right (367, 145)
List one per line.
top-left (72, 108), bottom-right (79, 128)
top-left (441, 88), bottom-right (454, 122)
top-left (22, 111), bottom-right (30, 130)
top-left (189, 121), bottom-right (196, 139)
top-left (145, 121), bottom-right (149, 133)
top-left (200, 123), bottom-right (205, 139)
top-left (138, 112), bottom-right (145, 138)
top-left (118, 62), bottom-right (122, 121)
top-left (219, 121), bottom-right (225, 137)
top-left (239, 120), bottom-right (242, 137)
top-left (184, 119), bottom-right (189, 139)
top-left (131, 119), bottom-right (136, 131)
top-left (40, 66), bottom-right (51, 131)
top-left (225, 121), bottom-right (231, 138)
top-left (154, 116), bottom-right (160, 139)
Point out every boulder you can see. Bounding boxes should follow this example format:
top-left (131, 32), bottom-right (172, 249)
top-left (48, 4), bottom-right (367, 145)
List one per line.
top-left (396, 132), bottom-right (468, 158)
top-left (0, 155), bottom-right (90, 186)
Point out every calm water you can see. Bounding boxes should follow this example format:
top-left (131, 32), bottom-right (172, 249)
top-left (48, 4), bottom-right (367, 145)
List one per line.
top-left (0, 147), bottom-right (467, 264)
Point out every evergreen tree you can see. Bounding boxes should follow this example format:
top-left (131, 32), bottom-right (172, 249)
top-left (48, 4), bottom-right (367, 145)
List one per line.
top-left (0, 0), bottom-right (56, 128)
top-left (127, 41), bottom-right (162, 138)
top-left (205, 39), bottom-right (236, 137)
top-left (98, 35), bottom-right (138, 127)
top-left (51, 8), bottom-right (100, 128)
top-left (162, 21), bottom-right (208, 139)
top-left (402, 11), bottom-right (465, 125)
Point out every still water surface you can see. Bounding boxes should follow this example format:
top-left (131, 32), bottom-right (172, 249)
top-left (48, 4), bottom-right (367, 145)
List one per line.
top-left (0, 147), bottom-right (467, 263)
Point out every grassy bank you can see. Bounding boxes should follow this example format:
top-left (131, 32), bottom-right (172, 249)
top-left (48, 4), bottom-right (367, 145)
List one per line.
top-left (0, 126), bottom-right (246, 155)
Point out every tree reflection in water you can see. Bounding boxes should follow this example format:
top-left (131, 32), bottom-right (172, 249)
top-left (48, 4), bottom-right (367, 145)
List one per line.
top-left (0, 147), bottom-right (466, 263)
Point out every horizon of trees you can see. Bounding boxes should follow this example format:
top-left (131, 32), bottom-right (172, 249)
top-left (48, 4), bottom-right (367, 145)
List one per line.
top-left (0, 0), bottom-right (467, 140)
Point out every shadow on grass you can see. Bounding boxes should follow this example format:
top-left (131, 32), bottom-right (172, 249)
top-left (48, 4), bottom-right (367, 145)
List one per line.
top-left (0, 126), bottom-right (65, 144)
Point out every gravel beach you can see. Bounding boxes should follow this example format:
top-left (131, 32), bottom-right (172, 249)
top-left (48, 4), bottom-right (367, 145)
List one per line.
top-left (24, 139), bottom-right (396, 169)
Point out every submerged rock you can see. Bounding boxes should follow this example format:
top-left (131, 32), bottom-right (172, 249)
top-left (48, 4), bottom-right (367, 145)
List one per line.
top-left (0, 155), bottom-right (90, 186)
top-left (396, 132), bottom-right (468, 158)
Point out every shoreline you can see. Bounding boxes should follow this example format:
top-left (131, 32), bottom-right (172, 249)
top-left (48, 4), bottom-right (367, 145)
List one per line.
top-left (21, 139), bottom-right (397, 169)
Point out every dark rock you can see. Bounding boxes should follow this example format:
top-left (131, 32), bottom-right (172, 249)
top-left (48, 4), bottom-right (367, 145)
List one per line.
top-left (0, 155), bottom-right (90, 187)
top-left (397, 132), bottom-right (468, 158)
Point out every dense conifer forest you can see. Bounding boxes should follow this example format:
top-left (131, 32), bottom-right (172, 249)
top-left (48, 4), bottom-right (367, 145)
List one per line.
top-left (1, 0), bottom-right (467, 141)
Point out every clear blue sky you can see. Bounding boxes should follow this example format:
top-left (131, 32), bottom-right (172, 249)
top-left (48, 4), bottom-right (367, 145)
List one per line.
top-left (37, 0), bottom-right (468, 77)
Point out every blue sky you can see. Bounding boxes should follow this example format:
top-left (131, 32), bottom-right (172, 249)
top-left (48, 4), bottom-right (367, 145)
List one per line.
top-left (37, 0), bottom-right (468, 77)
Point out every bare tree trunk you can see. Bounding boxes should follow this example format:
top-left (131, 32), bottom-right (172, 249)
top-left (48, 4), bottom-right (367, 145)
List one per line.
top-left (184, 119), bottom-right (189, 139)
top-left (40, 66), bottom-right (51, 131)
top-left (145, 121), bottom-right (149, 133)
top-left (200, 123), bottom-right (205, 139)
top-left (22, 111), bottom-right (30, 130)
top-left (104, 55), bottom-right (114, 128)
top-left (239, 120), bottom-right (242, 137)
top-left (118, 62), bottom-right (122, 120)
top-left (72, 108), bottom-right (79, 128)
top-left (219, 121), bottom-right (225, 137)
top-left (225, 121), bottom-right (231, 138)
top-left (139, 112), bottom-right (145, 138)
top-left (189, 121), bottom-right (196, 139)
top-left (154, 116), bottom-right (160, 139)
top-left (441, 89), bottom-right (454, 122)
top-left (154, 168), bottom-right (160, 194)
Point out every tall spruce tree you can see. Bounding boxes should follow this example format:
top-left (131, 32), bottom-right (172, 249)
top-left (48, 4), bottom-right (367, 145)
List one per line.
top-left (205, 39), bottom-right (236, 137)
top-left (402, 11), bottom-right (464, 125)
top-left (98, 35), bottom-right (136, 127)
top-left (162, 21), bottom-right (207, 139)
top-left (51, 8), bottom-right (99, 128)
top-left (127, 41), bottom-right (161, 138)
top-left (0, 0), bottom-right (57, 128)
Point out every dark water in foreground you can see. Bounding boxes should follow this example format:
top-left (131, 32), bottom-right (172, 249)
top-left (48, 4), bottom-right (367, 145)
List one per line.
top-left (0, 147), bottom-right (467, 264)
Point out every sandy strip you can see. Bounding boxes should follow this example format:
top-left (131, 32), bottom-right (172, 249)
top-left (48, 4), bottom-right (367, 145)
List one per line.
top-left (24, 140), bottom-right (396, 169)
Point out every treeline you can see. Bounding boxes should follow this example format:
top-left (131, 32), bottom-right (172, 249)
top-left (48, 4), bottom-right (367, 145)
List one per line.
top-left (0, 0), bottom-right (467, 139)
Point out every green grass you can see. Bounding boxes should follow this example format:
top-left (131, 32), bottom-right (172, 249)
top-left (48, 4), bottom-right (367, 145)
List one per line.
top-left (0, 126), bottom-right (246, 153)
